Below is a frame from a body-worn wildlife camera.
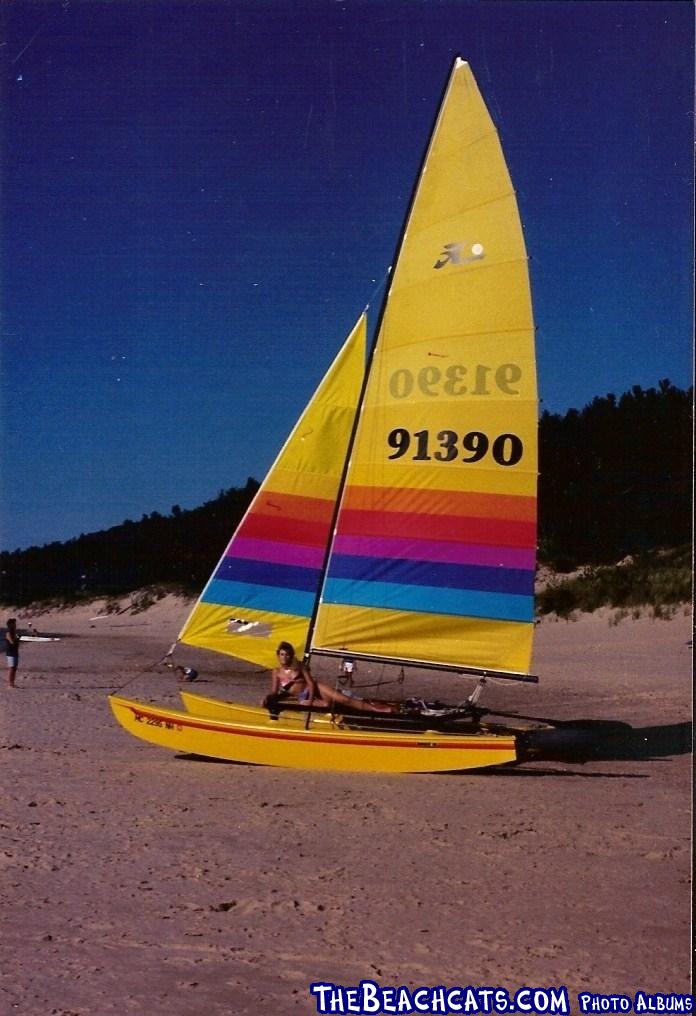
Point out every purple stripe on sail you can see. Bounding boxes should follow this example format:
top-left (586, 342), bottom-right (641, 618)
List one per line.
top-left (225, 537), bottom-right (325, 570)
top-left (332, 535), bottom-right (535, 571)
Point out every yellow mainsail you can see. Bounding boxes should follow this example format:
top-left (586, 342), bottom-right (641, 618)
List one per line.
top-left (311, 60), bottom-right (538, 675)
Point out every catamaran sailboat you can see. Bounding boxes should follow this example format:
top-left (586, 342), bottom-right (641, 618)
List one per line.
top-left (109, 58), bottom-right (539, 772)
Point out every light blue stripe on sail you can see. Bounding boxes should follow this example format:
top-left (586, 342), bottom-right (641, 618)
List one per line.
top-left (203, 579), bottom-right (315, 618)
top-left (322, 578), bottom-right (533, 623)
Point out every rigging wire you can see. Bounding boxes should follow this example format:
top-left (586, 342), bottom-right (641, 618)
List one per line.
top-left (112, 653), bottom-right (266, 693)
top-left (362, 267), bottom-right (392, 316)
top-left (111, 657), bottom-right (170, 693)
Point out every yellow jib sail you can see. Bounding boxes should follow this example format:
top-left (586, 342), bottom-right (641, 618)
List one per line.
top-left (312, 60), bottom-right (538, 675)
top-left (177, 315), bottom-right (366, 669)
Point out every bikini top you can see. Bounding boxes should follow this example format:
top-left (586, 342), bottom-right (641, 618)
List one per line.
top-left (279, 669), bottom-right (305, 693)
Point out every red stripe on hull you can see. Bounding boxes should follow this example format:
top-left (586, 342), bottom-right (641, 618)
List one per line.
top-left (129, 706), bottom-right (515, 752)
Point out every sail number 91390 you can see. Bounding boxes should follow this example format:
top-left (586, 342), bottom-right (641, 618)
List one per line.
top-left (389, 363), bottom-right (522, 399)
top-left (387, 428), bottom-right (523, 466)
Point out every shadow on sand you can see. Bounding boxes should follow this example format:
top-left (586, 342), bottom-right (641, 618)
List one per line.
top-left (171, 719), bottom-right (692, 777)
top-left (519, 719), bottom-right (692, 764)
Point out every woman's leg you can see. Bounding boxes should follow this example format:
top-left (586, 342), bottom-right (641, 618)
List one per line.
top-left (315, 680), bottom-right (396, 713)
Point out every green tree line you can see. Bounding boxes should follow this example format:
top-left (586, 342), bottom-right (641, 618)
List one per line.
top-left (1, 479), bottom-right (259, 606)
top-left (1, 381), bottom-right (692, 606)
top-left (538, 379), bottom-right (691, 567)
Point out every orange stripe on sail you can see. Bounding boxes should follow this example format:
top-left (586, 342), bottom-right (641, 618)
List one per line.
top-left (341, 485), bottom-right (537, 523)
top-left (249, 491), bottom-right (336, 524)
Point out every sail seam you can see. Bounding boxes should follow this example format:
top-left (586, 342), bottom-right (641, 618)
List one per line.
top-left (403, 187), bottom-right (517, 232)
top-left (377, 325), bottom-right (535, 352)
top-left (392, 255), bottom-right (531, 293)
top-left (440, 125), bottom-right (498, 153)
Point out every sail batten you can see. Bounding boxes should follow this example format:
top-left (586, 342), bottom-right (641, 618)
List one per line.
top-left (400, 190), bottom-right (521, 233)
top-left (378, 326), bottom-right (535, 351)
top-left (390, 256), bottom-right (531, 291)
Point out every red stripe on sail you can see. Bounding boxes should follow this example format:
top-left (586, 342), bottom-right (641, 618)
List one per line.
top-left (337, 509), bottom-right (535, 549)
top-left (238, 514), bottom-right (333, 547)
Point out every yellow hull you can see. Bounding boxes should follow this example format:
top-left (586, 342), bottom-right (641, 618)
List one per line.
top-left (179, 689), bottom-right (334, 727)
top-left (109, 694), bottom-right (518, 773)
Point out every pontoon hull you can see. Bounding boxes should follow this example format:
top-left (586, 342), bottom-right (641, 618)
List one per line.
top-left (180, 689), bottom-right (338, 727)
top-left (109, 695), bottom-right (518, 773)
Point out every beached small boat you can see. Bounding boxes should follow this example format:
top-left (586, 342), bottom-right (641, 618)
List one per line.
top-left (109, 58), bottom-right (539, 772)
top-left (109, 694), bottom-right (518, 773)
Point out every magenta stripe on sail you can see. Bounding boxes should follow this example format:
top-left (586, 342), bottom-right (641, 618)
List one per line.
top-left (225, 537), bottom-right (325, 570)
top-left (332, 535), bottom-right (535, 571)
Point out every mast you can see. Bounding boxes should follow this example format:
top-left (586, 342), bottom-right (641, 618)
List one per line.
top-left (301, 307), bottom-right (371, 661)
top-left (303, 60), bottom-right (464, 661)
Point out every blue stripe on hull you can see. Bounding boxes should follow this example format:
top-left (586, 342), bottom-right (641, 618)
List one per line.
top-left (203, 579), bottom-right (315, 618)
top-left (322, 578), bottom-right (533, 623)
top-left (326, 553), bottom-right (533, 596)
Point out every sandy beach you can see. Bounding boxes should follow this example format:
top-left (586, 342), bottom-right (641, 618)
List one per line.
top-left (1, 596), bottom-right (692, 1015)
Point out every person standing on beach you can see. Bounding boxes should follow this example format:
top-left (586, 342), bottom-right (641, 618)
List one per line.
top-left (5, 618), bottom-right (19, 688)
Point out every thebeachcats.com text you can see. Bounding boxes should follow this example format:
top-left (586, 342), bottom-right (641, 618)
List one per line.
top-left (309, 984), bottom-right (568, 1015)
top-left (308, 983), bottom-right (694, 1016)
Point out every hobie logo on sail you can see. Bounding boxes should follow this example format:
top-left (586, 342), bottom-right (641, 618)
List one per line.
top-left (227, 618), bottom-right (272, 638)
top-left (434, 241), bottom-right (485, 269)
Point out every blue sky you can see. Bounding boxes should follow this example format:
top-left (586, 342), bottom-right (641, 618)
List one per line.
top-left (1, 0), bottom-right (693, 551)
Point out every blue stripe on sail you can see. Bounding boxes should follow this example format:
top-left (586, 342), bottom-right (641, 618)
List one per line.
top-left (327, 553), bottom-right (533, 597)
top-left (215, 557), bottom-right (320, 594)
top-left (203, 578), bottom-right (315, 618)
top-left (322, 578), bottom-right (533, 623)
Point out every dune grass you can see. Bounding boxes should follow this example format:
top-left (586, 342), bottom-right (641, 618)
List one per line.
top-left (537, 545), bottom-right (692, 619)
